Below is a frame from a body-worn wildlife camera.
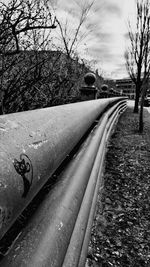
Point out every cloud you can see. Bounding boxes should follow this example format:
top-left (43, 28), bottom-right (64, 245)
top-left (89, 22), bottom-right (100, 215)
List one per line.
top-left (124, 32), bottom-right (130, 40)
top-left (52, 0), bottom-right (136, 79)
top-left (103, 2), bottom-right (122, 17)
top-left (106, 4), bottom-right (121, 16)
top-left (110, 63), bottom-right (128, 79)
top-left (93, 0), bottom-right (122, 16)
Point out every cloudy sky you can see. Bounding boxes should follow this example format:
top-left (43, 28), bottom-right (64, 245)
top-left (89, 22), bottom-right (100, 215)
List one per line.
top-left (51, 0), bottom-right (136, 79)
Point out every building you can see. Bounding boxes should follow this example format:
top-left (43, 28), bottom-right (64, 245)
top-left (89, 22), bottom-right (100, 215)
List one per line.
top-left (115, 78), bottom-right (135, 99)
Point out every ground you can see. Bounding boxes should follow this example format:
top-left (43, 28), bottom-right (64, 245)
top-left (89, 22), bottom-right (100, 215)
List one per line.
top-left (86, 106), bottom-right (150, 267)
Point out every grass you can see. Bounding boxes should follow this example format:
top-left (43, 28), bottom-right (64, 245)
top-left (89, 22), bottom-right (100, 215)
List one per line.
top-left (87, 107), bottom-right (150, 267)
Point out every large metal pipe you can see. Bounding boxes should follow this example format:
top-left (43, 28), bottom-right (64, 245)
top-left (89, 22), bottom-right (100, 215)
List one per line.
top-left (0, 111), bottom-right (108, 267)
top-left (62, 128), bottom-right (107, 267)
top-left (78, 149), bottom-right (105, 267)
top-left (0, 98), bottom-right (124, 239)
top-left (0, 99), bottom-right (127, 267)
top-left (78, 102), bottom-right (127, 267)
top-left (106, 102), bottom-right (127, 141)
top-left (62, 101), bottom-right (127, 267)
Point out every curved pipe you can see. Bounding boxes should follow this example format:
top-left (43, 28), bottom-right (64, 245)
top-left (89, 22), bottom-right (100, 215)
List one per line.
top-left (62, 101), bottom-right (127, 267)
top-left (0, 99), bottom-right (127, 267)
top-left (62, 128), bottom-right (107, 267)
top-left (0, 112), bottom-right (108, 267)
top-left (0, 98), bottom-right (125, 238)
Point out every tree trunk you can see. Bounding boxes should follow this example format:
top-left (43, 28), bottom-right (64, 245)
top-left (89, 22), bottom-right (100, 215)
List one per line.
top-left (139, 85), bottom-right (147, 133)
top-left (0, 91), bottom-right (4, 115)
top-left (139, 98), bottom-right (144, 132)
top-left (134, 84), bottom-right (140, 113)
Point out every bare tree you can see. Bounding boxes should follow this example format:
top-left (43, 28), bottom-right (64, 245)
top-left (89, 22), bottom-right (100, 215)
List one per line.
top-left (125, 0), bottom-right (150, 119)
top-left (49, 0), bottom-right (95, 102)
top-left (0, 0), bottom-right (93, 114)
top-left (0, 0), bottom-right (57, 114)
top-left (56, 0), bottom-right (94, 58)
top-left (0, 0), bottom-right (57, 55)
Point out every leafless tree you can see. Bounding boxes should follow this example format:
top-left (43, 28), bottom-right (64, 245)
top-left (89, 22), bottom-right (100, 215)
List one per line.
top-left (0, 0), bottom-right (57, 114)
top-left (48, 0), bottom-right (95, 104)
top-left (56, 0), bottom-right (94, 59)
top-left (0, 0), bottom-right (93, 114)
top-left (125, 0), bottom-right (150, 123)
top-left (0, 0), bottom-right (57, 55)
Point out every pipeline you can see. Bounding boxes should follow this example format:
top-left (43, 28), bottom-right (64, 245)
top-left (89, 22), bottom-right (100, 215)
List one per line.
top-left (0, 97), bottom-right (124, 239)
top-left (0, 98), bottom-right (127, 267)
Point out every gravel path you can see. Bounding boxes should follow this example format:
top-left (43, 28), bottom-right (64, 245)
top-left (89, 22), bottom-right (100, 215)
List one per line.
top-left (86, 107), bottom-right (150, 267)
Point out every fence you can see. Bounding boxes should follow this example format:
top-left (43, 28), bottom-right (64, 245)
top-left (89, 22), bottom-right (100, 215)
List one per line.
top-left (0, 97), bottom-right (127, 266)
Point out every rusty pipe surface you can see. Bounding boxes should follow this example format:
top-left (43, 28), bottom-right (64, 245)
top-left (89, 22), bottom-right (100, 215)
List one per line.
top-left (0, 99), bottom-right (127, 267)
top-left (0, 97), bottom-right (125, 239)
